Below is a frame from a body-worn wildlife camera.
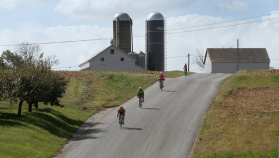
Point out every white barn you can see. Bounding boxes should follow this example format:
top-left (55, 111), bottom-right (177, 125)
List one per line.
top-left (204, 48), bottom-right (270, 73)
top-left (79, 45), bottom-right (147, 71)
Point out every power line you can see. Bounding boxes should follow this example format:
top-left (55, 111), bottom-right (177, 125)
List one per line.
top-left (133, 12), bottom-right (279, 36)
top-left (168, 12), bottom-right (279, 32)
top-left (167, 16), bottom-right (279, 35)
top-left (51, 66), bottom-right (79, 70)
top-left (1, 13), bottom-right (279, 46)
top-left (129, 12), bottom-right (279, 37)
top-left (0, 37), bottom-right (111, 47)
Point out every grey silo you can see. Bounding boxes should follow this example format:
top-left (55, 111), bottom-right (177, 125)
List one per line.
top-left (146, 11), bottom-right (165, 71)
top-left (138, 51), bottom-right (146, 68)
top-left (128, 52), bottom-right (138, 63)
top-left (113, 12), bottom-right (133, 53)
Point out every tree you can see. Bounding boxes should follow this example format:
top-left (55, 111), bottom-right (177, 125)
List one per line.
top-left (0, 69), bottom-right (5, 99)
top-left (43, 73), bottom-right (68, 106)
top-left (0, 50), bottom-right (23, 69)
top-left (0, 57), bottom-right (5, 69)
top-left (0, 70), bottom-right (19, 112)
top-left (16, 42), bottom-right (59, 67)
top-left (1, 42), bottom-right (68, 117)
top-left (194, 44), bottom-right (233, 70)
top-left (194, 48), bottom-right (205, 70)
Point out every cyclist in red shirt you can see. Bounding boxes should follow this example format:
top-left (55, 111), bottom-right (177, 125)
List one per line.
top-left (117, 106), bottom-right (125, 124)
top-left (158, 72), bottom-right (165, 87)
top-left (183, 64), bottom-right (187, 76)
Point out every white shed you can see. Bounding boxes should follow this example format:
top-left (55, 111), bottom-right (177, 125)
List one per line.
top-left (79, 45), bottom-right (147, 71)
top-left (204, 48), bottom-right (270, 73)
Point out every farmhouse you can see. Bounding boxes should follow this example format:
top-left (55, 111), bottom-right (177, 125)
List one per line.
top-left (79, 45), bottom-right (146, 71)
top-left (204, 48), bottom-right (270, 73)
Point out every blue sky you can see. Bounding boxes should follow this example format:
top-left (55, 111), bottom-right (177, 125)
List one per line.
top-left (0, 0), bottom-right (279, 72)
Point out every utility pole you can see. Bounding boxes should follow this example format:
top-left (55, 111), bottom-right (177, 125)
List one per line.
top-left (188, 53), bottom-right (190, 72)
top-left (237, 39), bottom-right (239, 71)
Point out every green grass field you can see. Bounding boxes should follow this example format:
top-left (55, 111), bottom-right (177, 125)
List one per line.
top-left (0, 70), bottom-right (188, 158)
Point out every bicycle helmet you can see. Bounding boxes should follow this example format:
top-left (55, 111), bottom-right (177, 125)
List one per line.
top-left (120, 106), bottom-right (123, 109)
top-left (139, 87), bottom-right (142, 90)
top-left (160, 72), bottom-right (163, 74)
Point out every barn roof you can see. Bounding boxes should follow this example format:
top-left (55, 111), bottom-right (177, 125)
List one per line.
top-left (204, 48), bottom-right (270, 64)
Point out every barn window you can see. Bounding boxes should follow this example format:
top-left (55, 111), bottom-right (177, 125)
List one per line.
top-left (110, 50), bottom-right (114, 54)
top-left (121, 57), bottom-right (124, 61)
top-left (100, 57), bottom-right (104, 61)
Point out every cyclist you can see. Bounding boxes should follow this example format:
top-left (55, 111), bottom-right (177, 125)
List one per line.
top-left (137, 87), bottom-right (144, 105)
top-left (183, 64), bottom-right (187, 76)
top-left (117, 106), bottom-right (125, 124)
top-left (158, 72), bottom-right (165, 87)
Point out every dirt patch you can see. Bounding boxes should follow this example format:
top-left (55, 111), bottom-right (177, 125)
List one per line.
top-left (224, 87), bottom-right (279, 113)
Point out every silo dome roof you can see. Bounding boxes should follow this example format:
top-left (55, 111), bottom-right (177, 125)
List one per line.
top-left (113, 12), bottom-right (131, 21)
top-left (128, 52), bottom-right (137, 55)
top-left (147, 11), bottom-right (164, 21)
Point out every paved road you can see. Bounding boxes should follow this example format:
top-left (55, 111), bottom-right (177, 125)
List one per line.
top-left (55, 73), bottom-right (230, 158)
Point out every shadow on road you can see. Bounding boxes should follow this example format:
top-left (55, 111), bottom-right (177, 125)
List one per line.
top-left (122, 127), bottom-right (142, 131)
top-left (142, 108), bottom-right (160, 110)
top-left (164, 90), bottom-right (178, 92)
top-left (71, 122), bottom-right (104, 141)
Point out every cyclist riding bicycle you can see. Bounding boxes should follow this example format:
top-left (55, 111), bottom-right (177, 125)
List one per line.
top-left (158, 72), bottom-right (165, 87)
top-left (183, 64), bottom-right (187, 76)
top-left (137, 87), bottom-right (144, 105)
top-left (117, 106), bottom-right (125, 124)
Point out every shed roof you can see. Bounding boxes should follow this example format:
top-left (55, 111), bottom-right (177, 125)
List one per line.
top-left (204, 48), bottom-right (270, 63)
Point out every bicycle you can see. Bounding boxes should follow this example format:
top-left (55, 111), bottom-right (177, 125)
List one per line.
top-left (137, 95), bottom-right (143, 108)
top-left (119, 114), bottom-right (124, 129)
top-left (184, 70), bottom-right (187, 76)
top-left (159, 79), bottom-right (164, 91)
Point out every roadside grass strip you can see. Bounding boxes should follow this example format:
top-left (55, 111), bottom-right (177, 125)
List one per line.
top-left (193, 69), bottom-right (279, 158)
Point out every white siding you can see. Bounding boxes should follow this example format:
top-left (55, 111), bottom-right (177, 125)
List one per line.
top-left (80, 62), bottom-right (90, 71)
top-left (204, 53), bottom-right (212, 73)
top-left (88, 46), bottom-right (146, 71)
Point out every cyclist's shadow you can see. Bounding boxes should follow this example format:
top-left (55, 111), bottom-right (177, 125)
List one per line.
top-left (122, 127), bottom-right (142, 130)
top-left (141, 108), bottom-right (160, 110)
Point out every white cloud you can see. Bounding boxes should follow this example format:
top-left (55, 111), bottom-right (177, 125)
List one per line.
top-left (165, 12), bottom-right (279, 71)
top-left (54, 0), bottom-right (196, 20)
top-left (1, 11), bottom-right (279, 72)
top-left (0, 0), bottom-right (47, 9)
top-left (0, 24), bottom-right (112, 70)
top-left (218, 0), bottom-right (247, 12)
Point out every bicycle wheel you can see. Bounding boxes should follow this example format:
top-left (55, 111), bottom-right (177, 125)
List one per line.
top-left (119, 115), bottom-right (123, 129)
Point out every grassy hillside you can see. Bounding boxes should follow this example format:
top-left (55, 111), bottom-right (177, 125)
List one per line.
top-left (0, 70), bottom-right (189, 158)
top-left (193, 69), bottom-right (279, 158)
